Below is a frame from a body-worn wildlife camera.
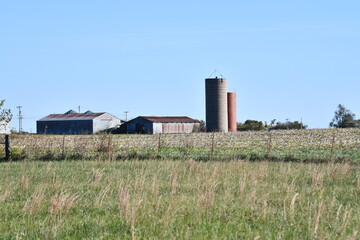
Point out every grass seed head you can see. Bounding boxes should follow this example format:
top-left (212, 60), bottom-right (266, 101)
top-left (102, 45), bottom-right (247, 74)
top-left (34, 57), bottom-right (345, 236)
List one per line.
top-left (49, 191), bottom-right (78, 217)
top-left (95, 185), bottom-right (110, 206)
top-left (21, 175), bottom-right (29, 189)
top-left (23, 188), bottom-right (45, 215)
top-left (290, 193), bottom-right (300, 215)
top-left (0, 188), bottom-right (11, 203)
top-left (118, 187), bottom-right (130, 218)
top-left (91, 168), bottom-right (104, 186)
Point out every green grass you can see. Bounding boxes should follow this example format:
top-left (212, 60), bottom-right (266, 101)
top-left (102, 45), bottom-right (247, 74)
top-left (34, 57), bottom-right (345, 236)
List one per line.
top-left (0, 160), bottom-right (359, 239)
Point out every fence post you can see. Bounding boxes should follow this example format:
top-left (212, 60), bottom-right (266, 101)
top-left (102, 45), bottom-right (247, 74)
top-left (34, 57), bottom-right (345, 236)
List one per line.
top-left (210, 132), bottom-right (215, 160)
top-left (5, 135), bottom-right (11, 161)
top-left (266, 132), bottom-right (272, 159)
top-left (107, 134), bottom-right (113, 160)
top-left (330, 133), bottom-right (336, 161)
top-left (61, 134), bottom-right (65, 159)
top-left (157, 134), bottom-right (161, 155)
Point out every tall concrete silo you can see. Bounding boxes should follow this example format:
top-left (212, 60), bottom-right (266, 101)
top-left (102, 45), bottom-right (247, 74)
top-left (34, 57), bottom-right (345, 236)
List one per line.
top-left (205, 78), bottom-right (228, 132)
top-left (227, 92), bottom-right (237, 132)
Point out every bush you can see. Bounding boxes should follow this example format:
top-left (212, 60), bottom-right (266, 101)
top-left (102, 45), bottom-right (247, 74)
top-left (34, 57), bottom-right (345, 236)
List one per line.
top-left (237, 120), bottom-right (265, 131)
top-left (270, 121), bottom-right (307, 130)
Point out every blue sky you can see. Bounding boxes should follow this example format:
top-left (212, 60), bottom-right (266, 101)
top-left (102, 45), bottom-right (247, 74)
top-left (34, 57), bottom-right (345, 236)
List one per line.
top-left (1, 1), bottom-right (359, 132)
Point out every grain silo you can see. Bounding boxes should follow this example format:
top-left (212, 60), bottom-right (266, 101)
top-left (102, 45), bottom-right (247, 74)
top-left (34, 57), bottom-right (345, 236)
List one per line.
top-left (205, 77), bottom-right (228, 132)
top-left (227, 92), bottom-right (237, 132)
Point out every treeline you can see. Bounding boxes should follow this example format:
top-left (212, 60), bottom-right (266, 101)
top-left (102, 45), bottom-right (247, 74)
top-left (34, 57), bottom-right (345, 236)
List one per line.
top-left (237, 120), bottom-right (307, 131)
top-left (329, 104), bottom-right (360, 128)
top-left (237, 104), bottom-right (360, 131)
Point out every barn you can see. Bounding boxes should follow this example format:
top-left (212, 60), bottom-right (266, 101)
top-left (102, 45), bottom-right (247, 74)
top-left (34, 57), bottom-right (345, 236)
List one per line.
top-left (126, 116), bottom-right (200, 134)
top-left (37, 110), bottom-right (121, 135)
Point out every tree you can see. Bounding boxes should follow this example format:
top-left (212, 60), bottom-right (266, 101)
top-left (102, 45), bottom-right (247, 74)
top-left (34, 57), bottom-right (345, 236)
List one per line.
top-left (193, 120), bottom-right (206, 132)
top-left (237, 120), bottom-right (265, 131)
top-left (199, 120), bottom-right (206, 132)
top-left (329, 104), bottom-right (356, 128)
top-left (355, 120), bottom-right (360, 128)
top-left (0, 100), bottom-right (12, 124)
top-left (270, 120), bottom-right (307, 130)
top-left (264, 119), bottom-right (276, 130)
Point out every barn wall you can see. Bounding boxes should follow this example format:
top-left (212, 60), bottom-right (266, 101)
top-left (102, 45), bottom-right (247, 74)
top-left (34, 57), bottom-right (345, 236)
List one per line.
top-left (126, 117), bottom-right (153, 134)
top-left (126, 117), bottom-right (201, 134)
top-left (93, 113), bottom-right (121, 133)
top-left (37, 120), bottom-right (93, 134)
top-left (162, 123), bottom-right (200, 134)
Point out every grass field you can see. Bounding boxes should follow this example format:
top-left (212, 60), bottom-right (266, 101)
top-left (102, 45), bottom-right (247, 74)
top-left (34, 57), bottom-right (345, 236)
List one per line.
top-left (0, 160), bottom-right (359, 239)
top-left (0, 130), bottom-right (360, 239)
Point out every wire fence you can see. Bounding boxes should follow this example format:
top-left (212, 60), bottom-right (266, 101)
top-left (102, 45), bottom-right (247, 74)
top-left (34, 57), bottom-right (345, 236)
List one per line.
top-left (3, 128), bottom-right (360, 163)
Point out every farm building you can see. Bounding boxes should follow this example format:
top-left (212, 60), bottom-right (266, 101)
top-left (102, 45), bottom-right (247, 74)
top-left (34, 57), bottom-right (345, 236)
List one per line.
top-left (126, 116), bottom-right (200, 134)
top-left (0, 121), bottom-right (10, 134)
top-left (37, 110), bottom-right (121, 135)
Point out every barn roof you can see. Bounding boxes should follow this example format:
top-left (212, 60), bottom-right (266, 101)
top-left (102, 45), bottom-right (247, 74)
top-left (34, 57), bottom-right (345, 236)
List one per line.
top-left (139, 116), bottom-right (200, 123)
top-left (38, 110), bottom-right (107, 121)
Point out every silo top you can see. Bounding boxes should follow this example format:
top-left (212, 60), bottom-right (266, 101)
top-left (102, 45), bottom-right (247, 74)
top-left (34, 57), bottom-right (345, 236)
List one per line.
top-left (205, 77), bottom-right (227, 81)
top-left (205, 78), bottom-right (227, 86)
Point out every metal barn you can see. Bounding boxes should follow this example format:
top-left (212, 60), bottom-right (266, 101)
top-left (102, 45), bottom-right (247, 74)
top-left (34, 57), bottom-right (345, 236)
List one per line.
top-left (126, 116), bottom-right (200, 134)
top-left (37, 110), bottom-right (121, 134)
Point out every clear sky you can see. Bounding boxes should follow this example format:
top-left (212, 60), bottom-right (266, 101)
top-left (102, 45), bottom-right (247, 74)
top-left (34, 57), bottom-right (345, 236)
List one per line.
top-left (1, 1), bottom-right (359, 132)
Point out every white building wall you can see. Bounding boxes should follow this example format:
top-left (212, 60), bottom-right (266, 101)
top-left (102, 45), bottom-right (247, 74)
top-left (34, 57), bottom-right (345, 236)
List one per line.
top-left (93, 113), bottom-right (121, 133)
top-left (153, 123), bottom-right (163, 134)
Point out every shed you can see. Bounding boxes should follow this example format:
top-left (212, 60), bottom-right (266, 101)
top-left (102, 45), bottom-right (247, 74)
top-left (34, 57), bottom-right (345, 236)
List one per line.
top-left (37, 110), bottom-right (121, 135)
top-left (126, 116), bottom-right (200, 134)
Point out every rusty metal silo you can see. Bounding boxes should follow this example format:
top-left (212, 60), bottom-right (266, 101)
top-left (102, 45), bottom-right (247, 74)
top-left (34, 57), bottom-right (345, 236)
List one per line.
top-left (227, 92), bottom-right (237, 132)
top-left (205, 78), bottom-right (228, 132)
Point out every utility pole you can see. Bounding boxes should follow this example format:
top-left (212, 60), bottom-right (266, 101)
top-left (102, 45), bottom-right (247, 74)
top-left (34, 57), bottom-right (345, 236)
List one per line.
top-left (124, 111), bottom-right (129, 121)
top-left (16, 106), bottom-right (23, 133)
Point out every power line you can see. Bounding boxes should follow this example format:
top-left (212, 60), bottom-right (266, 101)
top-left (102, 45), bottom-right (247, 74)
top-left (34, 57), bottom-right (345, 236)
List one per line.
top-left (208, 69), bottom-right (224, 78)
top-left (124, 111), bottom-right (129, 121)
top-left (16, 106), bottom-right (23, 133)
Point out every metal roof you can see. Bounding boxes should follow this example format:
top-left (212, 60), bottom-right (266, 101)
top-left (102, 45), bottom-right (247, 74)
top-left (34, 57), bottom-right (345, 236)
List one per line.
top-left (38, 112), bottom-right (106, 121)
top-left (65, 110), bottom-right (78, 114)
top-left (139, 116), bottom-right (200, 123)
